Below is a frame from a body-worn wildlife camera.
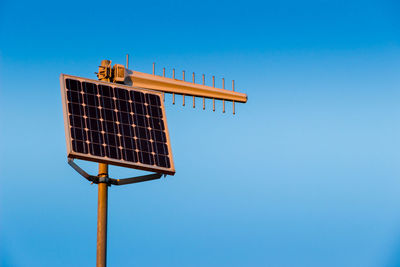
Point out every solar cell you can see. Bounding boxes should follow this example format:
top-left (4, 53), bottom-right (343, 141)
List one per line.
top-left (60, 74), bottom-right (175, 175)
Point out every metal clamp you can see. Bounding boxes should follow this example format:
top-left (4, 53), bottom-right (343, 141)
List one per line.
top-left (68, 158), bottom-right (164, 186)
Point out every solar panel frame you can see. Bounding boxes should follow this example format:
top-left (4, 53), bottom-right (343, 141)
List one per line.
top-left (60, 74), bottom-right (175, 175)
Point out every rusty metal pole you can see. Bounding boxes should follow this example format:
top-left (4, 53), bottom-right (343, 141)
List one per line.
top-left (97, 63), bottom-right (110, 267)
top-left (96, 163), bottom-right (108, 267)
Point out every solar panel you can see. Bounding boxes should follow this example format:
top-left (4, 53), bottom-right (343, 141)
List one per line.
top-left (60, 74), bottom-right (175, 175)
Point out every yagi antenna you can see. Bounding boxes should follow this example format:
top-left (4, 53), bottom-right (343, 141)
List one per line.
top-left (97, 59), bottom-right (247, 114)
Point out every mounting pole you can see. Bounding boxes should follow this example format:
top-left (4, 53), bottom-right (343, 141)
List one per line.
top-left (96, 163), bottom-right (108, 267)
top-left (97, 66), bottom-right (110, 267)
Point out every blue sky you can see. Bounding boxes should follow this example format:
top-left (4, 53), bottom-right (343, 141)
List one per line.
top-left (1, 0), bottom-right (400, 266)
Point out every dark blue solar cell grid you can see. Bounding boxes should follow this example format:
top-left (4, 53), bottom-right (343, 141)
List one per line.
top-left (65, 78), bottom-right (171, 169)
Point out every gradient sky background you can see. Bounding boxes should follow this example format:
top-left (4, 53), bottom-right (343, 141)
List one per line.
top-left (1, 0), bottom-right (400, 266)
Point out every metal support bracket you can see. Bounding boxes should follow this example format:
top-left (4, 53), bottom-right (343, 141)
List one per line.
top-left (68, 158), bottom-right (164, 186)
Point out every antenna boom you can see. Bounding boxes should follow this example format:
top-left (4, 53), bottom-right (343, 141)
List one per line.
top-left (125, 70), bottom-right (247, 103)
